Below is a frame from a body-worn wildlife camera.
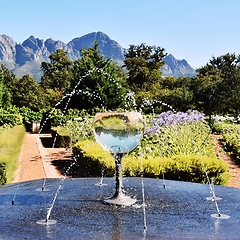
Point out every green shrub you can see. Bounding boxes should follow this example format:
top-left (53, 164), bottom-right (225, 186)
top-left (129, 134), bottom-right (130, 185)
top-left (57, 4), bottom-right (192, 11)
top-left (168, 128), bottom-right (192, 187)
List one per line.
top-left (0, 113), bottom-right (22, 127)
top-left (222, 131), bottom-right (240, 155)
top-left (73, 140), bottom-right (115, 176)
top-left (51, 127), bottom-right (71, 148)
top-left (65, 116), bottom-right (94, 144)
top-left (0, 106), bottom-right (42, 130)
top-left (73, 140), bottom-right (231, 185)
top-left (19, 107), bottom-right (42, 131)
top-left (0, 162), bottom-right (6, 185)
top-left (212, 121), bottom-right (240, 156)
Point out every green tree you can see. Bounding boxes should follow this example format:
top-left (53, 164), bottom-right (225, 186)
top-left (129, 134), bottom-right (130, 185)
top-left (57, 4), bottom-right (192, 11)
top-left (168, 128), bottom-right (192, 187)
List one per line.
top-left (228, 68), bottom-right (240, 117)
top-left (11, 75), bottom-right (46, 111)
top-left (0, 64), bottom-right (18, 105)
top-left (40, 49), bottom-right (73, 104)
top-left (70, 42), bottom-right (127, 110)
top-left (0, 72), bottom-right (11, 108)
top-left (209, 53), bottom-right (240, 117)
top-left (124, 43), bottom-right (167, 92)
top-left (156, 76), bottom-right (194, 112)
top-left (195, 53), bottom-right (240, 118)
top-left (193, 72), bottom-right (222, 119)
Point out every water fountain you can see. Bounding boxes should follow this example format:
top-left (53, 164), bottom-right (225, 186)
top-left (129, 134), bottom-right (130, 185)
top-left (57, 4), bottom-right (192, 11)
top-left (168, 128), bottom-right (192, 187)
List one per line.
top-left (1, 69), bottom-right (240, 239)
top-left (1, 177), bottom-right (240, 239)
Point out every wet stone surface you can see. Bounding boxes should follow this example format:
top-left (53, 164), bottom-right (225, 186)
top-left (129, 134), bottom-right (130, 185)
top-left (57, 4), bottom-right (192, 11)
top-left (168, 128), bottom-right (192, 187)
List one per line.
top-left (0, 178), bottom-right (240, 240)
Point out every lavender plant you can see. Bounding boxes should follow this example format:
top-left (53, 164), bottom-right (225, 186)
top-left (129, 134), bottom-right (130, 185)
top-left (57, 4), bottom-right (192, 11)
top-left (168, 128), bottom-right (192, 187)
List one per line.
top-left (145, 110), bottom-right (205, 135)
top-left (141, 110), bottom-right (213, 157)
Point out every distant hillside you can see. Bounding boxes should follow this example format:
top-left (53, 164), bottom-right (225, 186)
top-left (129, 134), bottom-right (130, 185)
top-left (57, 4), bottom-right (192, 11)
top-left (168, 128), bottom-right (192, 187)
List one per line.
top-left (0, 32), bottom-right (196, 81)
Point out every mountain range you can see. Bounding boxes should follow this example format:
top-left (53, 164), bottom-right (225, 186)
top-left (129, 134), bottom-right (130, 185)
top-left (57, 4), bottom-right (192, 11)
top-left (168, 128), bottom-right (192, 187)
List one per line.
top-left (0, 31), bottom-right (196, 81)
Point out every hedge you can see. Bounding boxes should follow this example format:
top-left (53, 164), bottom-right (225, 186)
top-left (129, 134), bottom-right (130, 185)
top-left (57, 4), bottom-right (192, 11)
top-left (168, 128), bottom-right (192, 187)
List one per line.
top-left (0, 113), bottom-right (23, 127)
top-left (72, 140), bottom-right (231, 185)
top-left (51, 127), bottom-right (71, 148)
top-left (0, 163), bottom-right (6, 185)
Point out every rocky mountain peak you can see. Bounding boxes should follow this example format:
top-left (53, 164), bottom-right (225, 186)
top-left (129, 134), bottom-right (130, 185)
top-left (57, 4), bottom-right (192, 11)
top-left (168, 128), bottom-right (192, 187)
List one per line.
top-left (68, 31), bottom-right (126, 60)
top-left (0, 34), bottom-right (16, 62)
top-left (163, 54), bottom-right (195, 77)
top-left (0, 32), bottom-right (196, 80)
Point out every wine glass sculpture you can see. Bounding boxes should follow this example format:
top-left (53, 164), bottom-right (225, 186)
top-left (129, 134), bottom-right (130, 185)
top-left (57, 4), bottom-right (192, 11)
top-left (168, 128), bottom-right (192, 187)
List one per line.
top-left (93, 112), bottom-right (144, 205)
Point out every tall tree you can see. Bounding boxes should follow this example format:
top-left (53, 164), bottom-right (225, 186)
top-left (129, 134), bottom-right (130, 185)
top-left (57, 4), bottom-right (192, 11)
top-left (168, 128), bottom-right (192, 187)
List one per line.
top-left (40, 49), bottom-right (73, 104)
top-left (12, 75), bottom-right (46, 111)
top-left (123, 43), bottom-right (167, 91)
top-left (70, 42), bottom-right (127, 110)
top-left (193, 72), bottom-right (222, 119)
top-left (195, 53), bottom-right (240, 118)
top-left (0, 72), bottom-right (11, 108)
top-left (156, 76), bottom-right (194, 112)
top-left (0, 64), bottom-right (17, 104)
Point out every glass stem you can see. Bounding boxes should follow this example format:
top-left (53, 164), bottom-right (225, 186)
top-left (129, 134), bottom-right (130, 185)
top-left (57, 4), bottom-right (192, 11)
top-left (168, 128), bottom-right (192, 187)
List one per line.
top-left (113, 153), bottom-right (125, 198)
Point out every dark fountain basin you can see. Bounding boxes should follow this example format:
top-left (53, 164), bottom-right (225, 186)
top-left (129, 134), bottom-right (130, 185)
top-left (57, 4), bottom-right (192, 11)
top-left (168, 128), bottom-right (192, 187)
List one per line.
top-left (0, 177), bottom-right (240, 240)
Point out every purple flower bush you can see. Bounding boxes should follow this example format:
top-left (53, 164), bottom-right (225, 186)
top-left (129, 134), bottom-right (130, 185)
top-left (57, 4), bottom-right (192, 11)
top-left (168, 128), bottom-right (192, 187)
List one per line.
top-left (146, 110), bottom-right (205, 136)
top-left (137, 110), bottom-right (211, 158)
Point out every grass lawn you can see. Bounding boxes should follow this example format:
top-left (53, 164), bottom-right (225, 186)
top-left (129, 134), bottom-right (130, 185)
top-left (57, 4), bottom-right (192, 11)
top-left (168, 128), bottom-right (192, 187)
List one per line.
top-left (0, 125), bottom-right (26, 183)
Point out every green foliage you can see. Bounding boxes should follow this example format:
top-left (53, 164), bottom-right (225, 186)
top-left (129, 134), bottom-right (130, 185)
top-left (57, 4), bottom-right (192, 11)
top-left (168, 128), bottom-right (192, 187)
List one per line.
top-left (124, 155), bottom-right (230, 185)
top-left (18, 107), bottom-right (42, 131)
top-left (0, 64), bottom-right (18, 102)
top-left (44, 107), bottom-right (94, 136)
top-left (223, 131), bottom-right (240, 155)
top-left (40, 49), bottom-right (74, 109)
top-left (66, 116), bottom-right (94, 144)
top-left (71, 42), bottom-right (127, 110)
top-left (194, 71), bottom-right (222, 117)
top-left (0, 106), bottom-right (42, 130)
top-left (0, 125), bottom-right (26, 184)
top-left (1, 48), bottom-right (240, 120)
top-left (140, 120), bottom-right (214, 158)
top-left (41, 49), bottom-right (73, 96)
top-left (0, 72), bottom-right (11, 109)
top-left (11, 75), bottom-right (46, 111)
top-left (195, 53), bottom-right (240, 117)
top-left (0, 108), bottom-right (23, 127)
top-left (0, 162), bottom-right (6, 185)
top-left (50, 109), bottom-right (95, 146)
top-left (51, 127), bottom-right (71, 148)
top-left (72, 140), bottom-right (230, 185)
top-left (124, 43), bottom-right (167, 91)
top-left (72, 140), bottom-right (115, 176)
top-left (213, 121), bottom-right (240, 156)
top-left (155, 76), bottom-right (195, 112)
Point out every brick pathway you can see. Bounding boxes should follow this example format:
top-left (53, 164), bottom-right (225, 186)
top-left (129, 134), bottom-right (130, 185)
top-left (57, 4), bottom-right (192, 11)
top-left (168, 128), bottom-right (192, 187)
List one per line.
top-left (13, 133), bottom-right (66, 183)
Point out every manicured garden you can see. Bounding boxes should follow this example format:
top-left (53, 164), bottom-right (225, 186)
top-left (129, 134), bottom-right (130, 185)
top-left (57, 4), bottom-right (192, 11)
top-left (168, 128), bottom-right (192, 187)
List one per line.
top-left (57, 110), bottom-right (231, 186)
top-left (1, 108), bottom-right (239, 186)
top-left (0, 43), bottom-right (240, 187)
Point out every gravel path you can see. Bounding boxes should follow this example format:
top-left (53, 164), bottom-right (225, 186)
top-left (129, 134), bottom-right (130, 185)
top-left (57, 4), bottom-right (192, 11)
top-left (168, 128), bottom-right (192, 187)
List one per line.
top-left (214, 135), bottom-right (240, 188)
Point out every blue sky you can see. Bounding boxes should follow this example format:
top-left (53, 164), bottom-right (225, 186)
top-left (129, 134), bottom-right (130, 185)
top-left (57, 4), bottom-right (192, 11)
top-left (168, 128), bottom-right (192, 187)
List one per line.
top-left (1, 0), bottom-right (240, 69)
